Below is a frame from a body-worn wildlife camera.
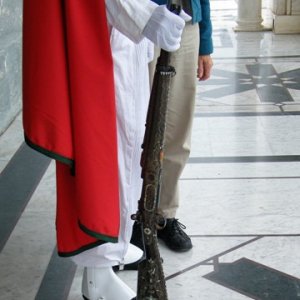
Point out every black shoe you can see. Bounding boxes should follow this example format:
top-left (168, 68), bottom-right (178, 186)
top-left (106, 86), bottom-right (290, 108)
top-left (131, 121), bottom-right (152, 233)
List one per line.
top-left (113, 222), bottom-right (145, 272)
top-left (157, 218), bottom-right (192, 252)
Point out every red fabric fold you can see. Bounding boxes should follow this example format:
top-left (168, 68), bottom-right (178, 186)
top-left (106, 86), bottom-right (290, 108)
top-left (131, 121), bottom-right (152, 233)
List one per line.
top-left (23, 0), bottom-right (120, 255)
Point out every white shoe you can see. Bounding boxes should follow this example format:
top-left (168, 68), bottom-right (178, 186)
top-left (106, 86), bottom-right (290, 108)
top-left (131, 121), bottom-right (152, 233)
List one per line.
top-left (82, 266), bottom-right (136, 300)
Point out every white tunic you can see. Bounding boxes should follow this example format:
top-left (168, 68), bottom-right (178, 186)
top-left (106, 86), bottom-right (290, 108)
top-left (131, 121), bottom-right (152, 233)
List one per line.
top-left (71, 0), bottom-right (155, 267)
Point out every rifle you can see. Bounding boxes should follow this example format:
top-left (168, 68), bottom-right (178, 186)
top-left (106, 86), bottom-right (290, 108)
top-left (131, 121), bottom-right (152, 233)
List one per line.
top-left (131, 2), bottom-right (181, 299)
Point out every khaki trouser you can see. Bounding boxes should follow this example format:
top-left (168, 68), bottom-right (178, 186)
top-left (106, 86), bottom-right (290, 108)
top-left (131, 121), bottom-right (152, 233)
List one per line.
top-left (149, 22), bottom-right (200, 218)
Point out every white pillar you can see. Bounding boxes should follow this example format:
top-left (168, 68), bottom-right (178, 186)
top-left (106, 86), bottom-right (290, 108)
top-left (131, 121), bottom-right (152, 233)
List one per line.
top-left (235, 0), bottom-right (264, 31)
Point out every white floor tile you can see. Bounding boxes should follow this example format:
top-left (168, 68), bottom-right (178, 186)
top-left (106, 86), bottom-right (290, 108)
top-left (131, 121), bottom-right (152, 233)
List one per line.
top-left (177, 178), bottom-right (300, 235)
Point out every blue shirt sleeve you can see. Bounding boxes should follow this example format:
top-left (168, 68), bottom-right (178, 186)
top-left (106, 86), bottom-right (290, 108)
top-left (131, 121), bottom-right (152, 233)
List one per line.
top-left (199, 0), bottom-right (213, 55)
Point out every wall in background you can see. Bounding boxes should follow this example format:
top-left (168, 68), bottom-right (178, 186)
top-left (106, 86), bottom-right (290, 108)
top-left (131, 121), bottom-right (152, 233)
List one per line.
top-left (0, 0), bottom-right (22, 135)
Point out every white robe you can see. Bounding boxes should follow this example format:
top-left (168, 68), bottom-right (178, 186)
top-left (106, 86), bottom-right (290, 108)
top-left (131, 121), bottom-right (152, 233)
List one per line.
top-left (71, 0), bottom-right (155, 267)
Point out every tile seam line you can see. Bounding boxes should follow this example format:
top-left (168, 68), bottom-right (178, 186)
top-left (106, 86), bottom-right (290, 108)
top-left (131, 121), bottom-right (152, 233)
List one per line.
top-left (194, 112), bottom-right (300, 117)
top-left (187, 156), bottom-right (300, 163)
top-left (189, 234), bottom-right (300, 237)
top-left (181, 176), bottom-right (300, 180)
top-left (213, 55), bottom-right (300, 60)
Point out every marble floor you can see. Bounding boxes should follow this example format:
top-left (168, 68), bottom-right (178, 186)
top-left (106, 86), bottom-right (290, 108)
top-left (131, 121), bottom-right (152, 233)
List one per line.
top-left (1, 1), bottom-right (300, 299)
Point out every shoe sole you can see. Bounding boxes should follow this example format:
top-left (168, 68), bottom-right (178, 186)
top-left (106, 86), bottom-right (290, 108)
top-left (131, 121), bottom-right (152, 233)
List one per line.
top-left (113, 254), bottom-right (146, 272)
top-left (158, 238), bottom-right (193, 252)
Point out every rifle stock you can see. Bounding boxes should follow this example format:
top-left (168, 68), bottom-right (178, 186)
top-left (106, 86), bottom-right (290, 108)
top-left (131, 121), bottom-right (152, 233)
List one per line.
top-left (131, 3), bottom-right (181, 299)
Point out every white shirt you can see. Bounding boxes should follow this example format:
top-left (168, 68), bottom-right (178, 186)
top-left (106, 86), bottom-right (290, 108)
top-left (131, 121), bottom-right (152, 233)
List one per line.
top-left (105, 0), bottom-right (157, 43)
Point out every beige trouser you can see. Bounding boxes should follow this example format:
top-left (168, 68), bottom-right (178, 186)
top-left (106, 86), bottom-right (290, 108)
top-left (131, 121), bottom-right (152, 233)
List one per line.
top-left (149, 22), bottom-right (200, 218)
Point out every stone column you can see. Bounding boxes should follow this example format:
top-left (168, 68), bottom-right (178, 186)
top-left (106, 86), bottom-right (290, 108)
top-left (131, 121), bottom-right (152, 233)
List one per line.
top-left (271, 0), bottom-right (300, 34)
top-left (235, 0), bottom-right (264, 31)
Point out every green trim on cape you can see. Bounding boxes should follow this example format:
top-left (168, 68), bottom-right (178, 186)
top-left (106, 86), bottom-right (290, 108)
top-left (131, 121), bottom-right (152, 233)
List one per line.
top-left (79, 221), bottom-right (119, 244)
top-left (25, 135), bottom-right (74, 166)
top-left (58, 240), bottom-right (107, 257)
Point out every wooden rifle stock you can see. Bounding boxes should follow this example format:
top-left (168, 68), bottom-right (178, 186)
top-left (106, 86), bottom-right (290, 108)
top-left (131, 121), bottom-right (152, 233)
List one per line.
top-left (131, 2), bottom-right (181, 299)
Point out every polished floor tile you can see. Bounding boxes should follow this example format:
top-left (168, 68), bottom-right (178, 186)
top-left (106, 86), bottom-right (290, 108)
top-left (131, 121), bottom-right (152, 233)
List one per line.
top-left (1, 1), bottom-right (300, 299)
top-left (0, 115), bottom-right (23, 172)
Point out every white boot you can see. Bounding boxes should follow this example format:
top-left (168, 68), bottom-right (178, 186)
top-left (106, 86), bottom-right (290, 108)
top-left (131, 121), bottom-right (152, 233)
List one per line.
top-left (82, 266), bottom-right (136, 300)
top-left (82, 244), bottom-right (142, 300)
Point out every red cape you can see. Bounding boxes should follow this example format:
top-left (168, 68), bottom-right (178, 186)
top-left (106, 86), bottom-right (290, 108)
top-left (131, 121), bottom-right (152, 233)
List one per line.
top-left (23, 0), bottom-right (120, 256)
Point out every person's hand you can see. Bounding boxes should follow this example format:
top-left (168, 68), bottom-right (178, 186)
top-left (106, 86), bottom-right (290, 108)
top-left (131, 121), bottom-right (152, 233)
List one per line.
top-left (143, 5), bottom-right (191, 52)
top-left (197, 55), bottom-right (213, 81)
